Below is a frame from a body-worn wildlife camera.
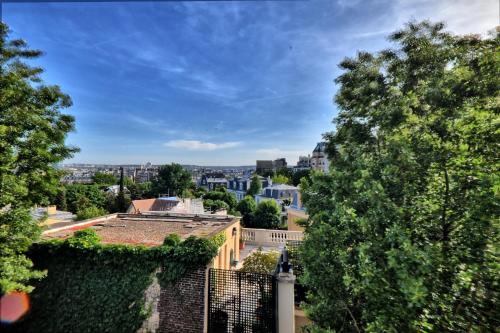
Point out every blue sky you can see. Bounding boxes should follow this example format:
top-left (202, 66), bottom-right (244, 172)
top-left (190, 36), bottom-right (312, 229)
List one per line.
top-left (3, 0), bottom-right (498, 165)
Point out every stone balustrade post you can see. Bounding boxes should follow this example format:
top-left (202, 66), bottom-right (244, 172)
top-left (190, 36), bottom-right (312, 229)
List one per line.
top-left (277, 271), bottom-right (296, 333)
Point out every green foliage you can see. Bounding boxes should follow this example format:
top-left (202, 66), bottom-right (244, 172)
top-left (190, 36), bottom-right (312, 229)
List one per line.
top-left (240, 248), bottom-right (279, 274)
top-left (236, 195), bottom-right (257, 227)
top-left (65, 184), bottom-right (107, 214)
top-left (292, 169), bottom-right (311, 186)
top-left (301, 21), bottom-right (500, 332)
top-left (67, 229), bottom-right (102, 249)
top-left (75, 205), bottom-right (108, 221)
top-left (12, 229), bottom-right (223, 332)
top-left (271, 174), bottom-right (290, 185)
top-left (0, 23), bottom-right (78, 293)
top-left (203, 188), bottom-right (237, 210)
top-left (247, 174), bottom-right (262, 196)
top-left (251, 200), bottom-right (281, 229)
top-left (163, 233), bottom-right (181, 246)
top-left (53, 187), bottom-right (67, 211)
top-left (151, 163), bottom-right (193, 197)
top-left (0, 209), bottom-right (46, 294)
top-left (128, 181), bottom-right (152, 200)
top-left (204, 199), bottom-right (229, 212)
top-left (91, 172), bottom-right (116, 185)
top-left (276, 167), bottom-right (293, 180)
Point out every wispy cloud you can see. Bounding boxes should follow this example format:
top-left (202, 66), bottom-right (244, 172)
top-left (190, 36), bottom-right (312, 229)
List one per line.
top-left (165, 140), bottom-right (241, 151)
top-left (126, 114), bottom-right (178, 135)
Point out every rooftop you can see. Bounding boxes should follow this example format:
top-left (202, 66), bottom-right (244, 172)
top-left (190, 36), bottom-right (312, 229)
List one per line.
top-left (264, 184), bottom-right (298, 190)
top-left (42, 213), bottom-right (238, 246)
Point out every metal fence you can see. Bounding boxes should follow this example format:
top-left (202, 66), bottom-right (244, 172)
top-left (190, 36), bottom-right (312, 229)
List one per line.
top-left (208, 268), bottom-right (277, 333)
top-left (285, 241), bottom-right (307, 305)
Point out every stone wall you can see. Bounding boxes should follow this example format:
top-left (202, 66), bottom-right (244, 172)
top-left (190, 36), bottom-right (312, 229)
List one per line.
top-left (158, 267), bottom-right (208, 333)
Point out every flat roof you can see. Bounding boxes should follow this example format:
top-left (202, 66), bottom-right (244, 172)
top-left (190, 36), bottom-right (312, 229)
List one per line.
top-left (42, 213), bottom-right (238, 246)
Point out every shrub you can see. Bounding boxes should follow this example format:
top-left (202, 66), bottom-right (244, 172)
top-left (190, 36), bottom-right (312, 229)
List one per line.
top-left (75, 205), bottom-right (107, 221)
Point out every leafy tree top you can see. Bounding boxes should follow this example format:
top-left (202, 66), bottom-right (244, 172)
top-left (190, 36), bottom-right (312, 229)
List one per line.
top-left (151, 163), bottom-right (193, 197)
top-left (301, 21), bottom-right (499, 332)
top-left (0, 23), bottom-right (78, 293)
top-left (91, 172), bottom-right (117, 185)
top-left (252, 200), bottom-right (281, 229)
top-left (247, 174), bottom-right (262, 196)
top-left (0, 23), bottom-right (79, 208)
top-left (272, 174), bottom-right (290, 185)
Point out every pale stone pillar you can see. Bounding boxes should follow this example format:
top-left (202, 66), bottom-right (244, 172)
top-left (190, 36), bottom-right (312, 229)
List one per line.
top-left (277, 272), bottom-right (296, 333)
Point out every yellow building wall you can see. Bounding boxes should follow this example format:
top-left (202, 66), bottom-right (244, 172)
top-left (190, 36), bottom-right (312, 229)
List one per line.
top-left (212, 219), bottom-right (241, 270)
top-left (287, 208), bottom-right (308, 232)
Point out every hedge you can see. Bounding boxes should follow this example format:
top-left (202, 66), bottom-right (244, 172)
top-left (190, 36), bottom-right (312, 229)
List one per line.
top-left (9, 229), bottom-right (225, 333)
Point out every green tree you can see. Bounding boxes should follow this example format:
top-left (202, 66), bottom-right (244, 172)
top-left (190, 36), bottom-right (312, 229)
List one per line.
top-left (236, 195), bottom-right (257, 226)
top-left (54, 187), bottom-right (68, 211)
top-left (151, 163), bottom-right (193, 197)
top-left (128, 181), bottom-right (152, 200)
top-left (0, 23), bottom-right (79, 293)
top-left (292, 169), bottom-right (311, 186)
top-left (203, 188), bottom-right (237, 210)
top-left (252, 200), bottom-right (281, 229)
top-left (240, 248), bottom-right (280, 274)
top-left (91, 172), bottom-right (116, 185)
top-left (204, 199), bottom-right (229, 213)
top-left (272, 174), bottom-right (290, 185)
top-left (247, 174), bottom-right (262, 196)
top-left (276, 167), bottom-right (293, 180)
top-left (65, 184), bottom-right (107, 214)
top-left (114, 167), bottom-right (130, 212)
top-left (301, 21), bottom-right (499, 332)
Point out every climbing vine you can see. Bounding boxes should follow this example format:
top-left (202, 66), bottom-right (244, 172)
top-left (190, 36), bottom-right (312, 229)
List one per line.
top-left (10, 229), bottom-right (225, 333)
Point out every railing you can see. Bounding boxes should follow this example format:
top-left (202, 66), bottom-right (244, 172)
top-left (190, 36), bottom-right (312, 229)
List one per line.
top-left (241, 228), bottom-right (304, 246)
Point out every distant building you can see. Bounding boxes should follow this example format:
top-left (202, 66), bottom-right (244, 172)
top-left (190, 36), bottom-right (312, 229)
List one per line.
top-left (255, 183), bottom-right (299, 206)
top-left (227, 175), bottom-right (271, 201)
top-left (256, 158), bottom-right (288, 174)
top-left (256, 160), bottom-right (274, 175)
top-left (105, 185), bottom-right (129, 195)
top-left (296, 155), bottom-right (311, 169)
top-left (273, 158), bottom-right (287, 170)
top-left (199, 173), bottom-right (225, 189)
top-left (206, 177), bottom-right (229, 191)
top-left (311, 142), bottom-right (329, 173)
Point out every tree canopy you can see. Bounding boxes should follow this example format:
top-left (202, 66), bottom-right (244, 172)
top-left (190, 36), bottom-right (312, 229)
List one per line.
top-left (246, 174), bottom-right (262, 196)
top-left (0, 23), bottom-right (79, 293)
top-left (91, 172), bottom-right (116, 185)
top-left (271, 174), bottom-right (290, 185)
top-left (300, 21), bottom-right (499, 332)
top-left (203, 187), bottom-right (237, 212)
top-left (236, 195), bottom-right (257, 227)
top-left (151, 163), bottom-right (193, 197)
top-left (251, 200), bottom-right (281, 229)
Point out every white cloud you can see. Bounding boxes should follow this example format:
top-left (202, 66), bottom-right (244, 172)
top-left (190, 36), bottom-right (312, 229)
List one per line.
top-left (165, 140), bottom-right (241, 151)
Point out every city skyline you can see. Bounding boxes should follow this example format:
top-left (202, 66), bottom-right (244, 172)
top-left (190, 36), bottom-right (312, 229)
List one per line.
top-left (3, 0), bottom-right (497, 165)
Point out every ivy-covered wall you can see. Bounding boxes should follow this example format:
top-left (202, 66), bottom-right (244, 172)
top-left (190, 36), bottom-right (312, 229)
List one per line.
top-left (10, 229), bottom-right (225, 333)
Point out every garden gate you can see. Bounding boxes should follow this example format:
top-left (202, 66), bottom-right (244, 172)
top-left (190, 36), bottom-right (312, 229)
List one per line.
top-left (207, 268), bottom-right (277, 333)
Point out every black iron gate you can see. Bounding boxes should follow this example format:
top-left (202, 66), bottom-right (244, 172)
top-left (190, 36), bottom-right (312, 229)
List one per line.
top-left (208, 268), bottom-right (277, 333)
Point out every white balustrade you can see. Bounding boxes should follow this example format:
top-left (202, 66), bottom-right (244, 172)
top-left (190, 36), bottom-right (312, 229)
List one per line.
top-left (241, 228), bottom-right (303, 246)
